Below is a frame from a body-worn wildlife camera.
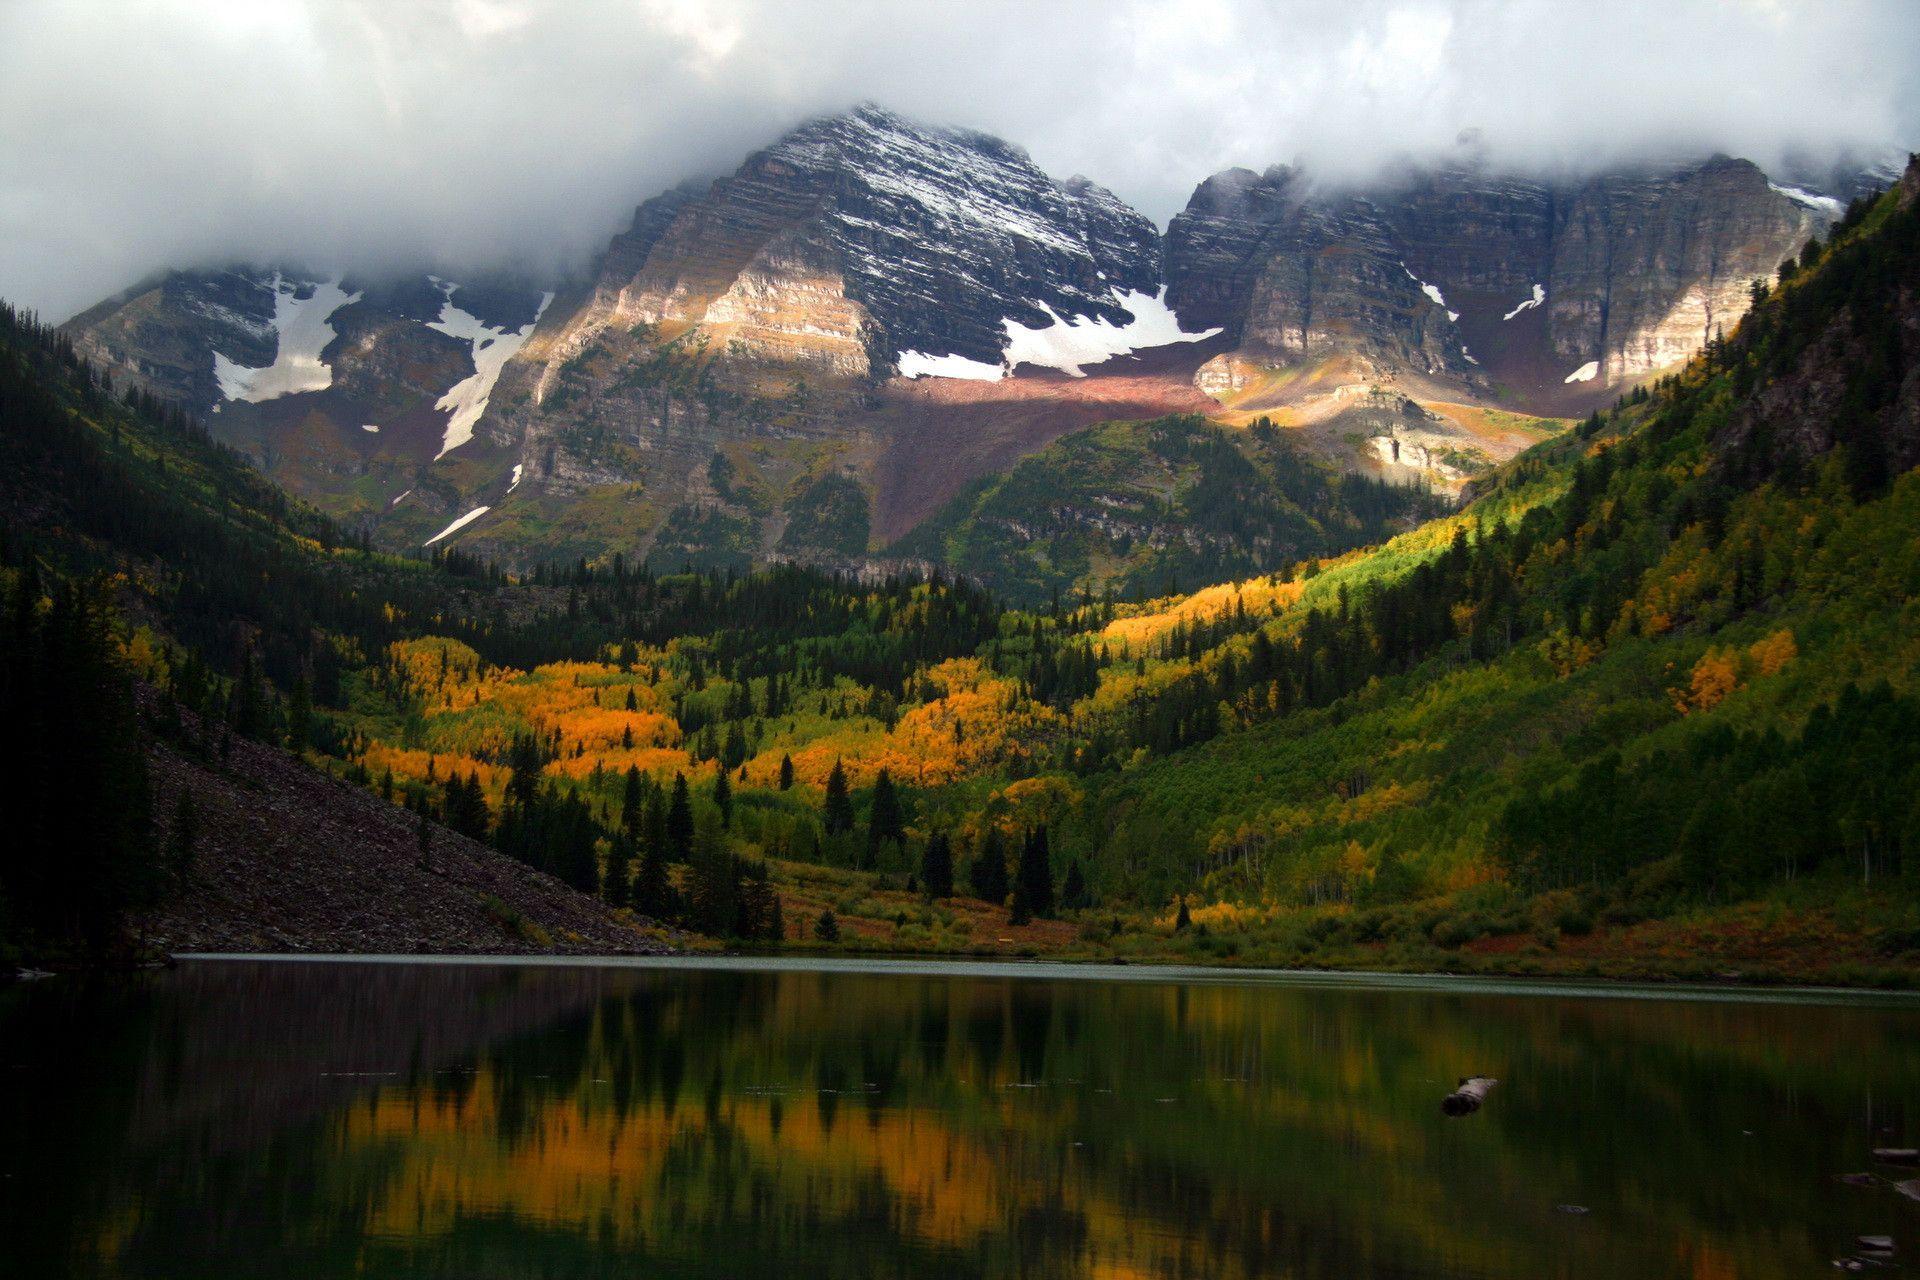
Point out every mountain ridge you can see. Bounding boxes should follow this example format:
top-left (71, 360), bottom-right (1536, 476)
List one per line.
top-left (54, 106), bottom-right (1884, 594)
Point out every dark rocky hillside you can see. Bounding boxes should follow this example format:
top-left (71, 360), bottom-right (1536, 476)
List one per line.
top-left (141, 705), bottom-right (670, 956)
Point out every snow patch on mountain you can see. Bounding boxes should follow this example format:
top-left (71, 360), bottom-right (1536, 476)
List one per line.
top-left (1002, 287), bottom-right (1222, 378)
top-left (898, 350), bottom-right (1006, 381)
top-left (211, 274), bottom-right (360, 403)
top-left (425, 506), bottom-right (490, 545)
top-left (1503, 284), bottom-right (1546, 321)
top-left (429, 282), bottom-right (554, 459)
top-left (1565, 360), bottom-right (1600, 383)
top-left (1401, 264), bottom-right (1457, 321)
top-left (507, 463), bottom-right (524, 493)
top-left (1768, 182), bottom-right (1844, 216)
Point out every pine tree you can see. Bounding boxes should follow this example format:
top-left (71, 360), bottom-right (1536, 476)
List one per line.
top-left (1061, 858), bottom-right (1086, 910)
top-left (666, 772), bottom-right (695, 859)
top-left (713, 766), bottom-right (733, 829)
top-left (823, 759), bottom-right (854, 835)
top-left (778, 753), bottom-right (794, 790)
top-left (685, 815), bottom-right (737, 935)
top-left (1174, 896), bottom-right (1191, 931)
top-left (969, 827), bottom-right (1009, 904)
top-left (506, 732), bottom-right (543, 810)
top-left (604, 831), bottom-right (633, 907)
top-left (633, 814), bottom-right (673, 921)
top-left (813, 908), bottom-right (840, 942)
top-left (868, 768), bottom-right (905, 851)
top-left (1014, 825), bottom-right (1055, 918)
top-left (621, 765), bottom-right (646, 837)
top-left (920, 831), bottom-right (954, 899)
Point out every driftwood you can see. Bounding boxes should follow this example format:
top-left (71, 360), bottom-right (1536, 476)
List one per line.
top-left (1897, 1178), bottom-right (1920, 1203)
top-left (1871, 1147), bottom-right (1919, 1166)
top-left (1441, 1076), bottom-right (1498, 1117)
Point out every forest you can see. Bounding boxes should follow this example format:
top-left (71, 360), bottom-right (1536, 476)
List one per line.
top-left (2, 167), bottom-right (1919, 982)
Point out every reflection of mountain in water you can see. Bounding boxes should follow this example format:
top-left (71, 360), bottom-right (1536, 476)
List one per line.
top-left (4, 961), bottom-right (1918, 1278)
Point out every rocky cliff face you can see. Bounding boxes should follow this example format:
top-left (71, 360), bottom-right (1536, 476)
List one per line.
top-left (474, 103), bottom-right (1170, 564)
top-left (63, 267), bottom-right (552, 517)
top-left (518, 103), bottom-right (1161, 393)
top-left (1166, 165), bottom-right (1475, 382)
top-left (1168, 156), bottom-right (1837, 406)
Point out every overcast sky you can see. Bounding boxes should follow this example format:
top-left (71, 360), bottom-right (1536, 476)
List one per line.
top-left (3, 0), bottom-right (1915, 320)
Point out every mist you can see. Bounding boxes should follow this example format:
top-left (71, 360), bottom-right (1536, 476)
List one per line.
top-left (3, 0), bottom-right (1915, 321)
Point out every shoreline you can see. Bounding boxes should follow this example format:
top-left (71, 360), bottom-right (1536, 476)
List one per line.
top-left (158, 950), bottom-right (1920, 1007)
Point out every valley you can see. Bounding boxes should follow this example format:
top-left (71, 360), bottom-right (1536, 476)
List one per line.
top-left (4, 114), bottom-right (1916, 991)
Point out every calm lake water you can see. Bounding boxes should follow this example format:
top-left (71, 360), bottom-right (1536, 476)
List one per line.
top-left (3, 957), bottom-right (1918, 1278)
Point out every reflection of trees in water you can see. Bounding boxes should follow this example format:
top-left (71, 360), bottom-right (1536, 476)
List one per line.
top-left (6, 964), bottom-right (1920, 1279)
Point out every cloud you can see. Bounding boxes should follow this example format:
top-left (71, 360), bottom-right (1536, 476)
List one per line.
top-left (2, 0), bottom-right (1914, 320)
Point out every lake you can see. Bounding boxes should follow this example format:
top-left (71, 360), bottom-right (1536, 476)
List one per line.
top-left (3, 956), bottom-right (1917, 1277)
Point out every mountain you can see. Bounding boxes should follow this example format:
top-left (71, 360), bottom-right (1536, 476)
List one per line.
top-left (1167, 154), bottom-right (1843, 415)
top-left (55, 109), bottom-right (1888, 598)
top-left (8, 155), bottom-right (1920, 980)
top-left (468, 103), bottom-right (1207, 566)
top-left (64, 267), bottom-right (553, 521)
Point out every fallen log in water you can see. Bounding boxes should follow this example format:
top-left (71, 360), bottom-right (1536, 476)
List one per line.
top-left (1897, 1179), bottom-right (1920, 1203)
top-left (1441, 1076), bottom-right (1498, 1117)
top-left (1871, 1147), bottom-right (1919, 1166)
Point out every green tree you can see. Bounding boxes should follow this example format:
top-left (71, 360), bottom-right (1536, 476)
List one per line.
top-left (604, 831), bottom-right (634, 907)
top-left (920, 831), bottom-right (954, 899)
top-left (685, 814), bottom-right (737, 935)
top-left (1014, 825), bottom-right (1054, 918)
top-left (867, 768), bottom-right (905, 852)
top-left (813, 908), bottom-right (840, 942)
top-left (1061, 858), bottom-right (1087, 910)
top-left (778, 753), bottom-right (794, 790)
top-left (969, 828), bottom-right (1009, 905)
top-left (713, 766), bottom-right (733, 829)
top-left (823, 760), bottom-right (854, 835)
top-left (666, 772), bottom-right (695, 860)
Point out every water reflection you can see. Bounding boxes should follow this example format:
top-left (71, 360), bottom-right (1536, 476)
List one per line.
top-left (2, 959), bottom-right (1916, 1278)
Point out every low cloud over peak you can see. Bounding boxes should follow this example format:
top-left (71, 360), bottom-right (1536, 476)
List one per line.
top-left (3, 0), bottom-right (1915, 320)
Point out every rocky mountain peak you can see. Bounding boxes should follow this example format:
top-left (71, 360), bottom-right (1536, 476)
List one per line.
top-left (1169, 152), bottom-right (1843, 411)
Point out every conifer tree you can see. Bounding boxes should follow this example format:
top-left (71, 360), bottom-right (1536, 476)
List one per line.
top-left (823, 760), bottom-right (854, 835)
top-left (666, 772), bottom-right (695, 859)
top-left (1061, 858), bottom-right (1086, 910)
top-left (713, 766), bottom-right (733, 829)
top-left (685, 815), bottom-right (737, 935)
top-left (969, 827), bottom-right (1009, 905)
top-left (920, 831), bottom-right (954, 899)
top-left (778, 753), bottom-right (794, 790)
top-left (868, 768), bottom-right (905, 851)
top-left (1014, 825), bottom-right (1055, 918)
top-left (602, 831), bottom-right (632, 907)
top-left (621, 765), bottom-right (646, 837)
